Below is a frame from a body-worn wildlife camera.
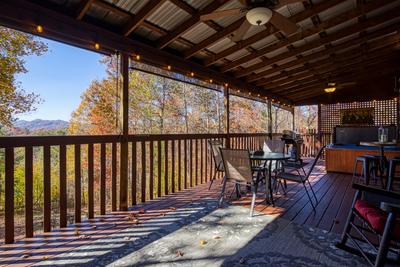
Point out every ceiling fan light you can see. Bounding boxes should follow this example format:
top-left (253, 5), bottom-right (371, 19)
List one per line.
top-left (246, 7), bottom-right (272, 26)
top-left (324, 87), bottom-right (336, 93)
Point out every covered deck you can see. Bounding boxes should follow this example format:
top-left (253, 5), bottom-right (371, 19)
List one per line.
top-left (0, 0), bottom-right (400, 266)
top-left (0, 161), bottom-right (361, 266)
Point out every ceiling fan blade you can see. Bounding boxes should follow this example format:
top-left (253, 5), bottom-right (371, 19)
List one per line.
top-left (231, 19), bottom-right (252, 42)
top-left (269, 10), bottom-right (299, 35)
top-left (200, 8), bottom-right (243, 21)
top-left (275, 0), bottom-right (304, 9)
top-left (340, 82), bottom-right (357, 87)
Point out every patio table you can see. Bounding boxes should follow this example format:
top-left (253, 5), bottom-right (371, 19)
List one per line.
top-left (250, 151), bottom-right (291, 206)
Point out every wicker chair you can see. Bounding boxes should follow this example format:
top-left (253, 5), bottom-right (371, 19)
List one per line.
top-left (219, 148), bottom-right (263, 217)
top-left (208, 140), bottom-right (224, 190)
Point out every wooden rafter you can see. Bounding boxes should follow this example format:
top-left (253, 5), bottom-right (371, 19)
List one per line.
top-left (259, 36), bottom-right (400, 88)
top-left (273, 56), bottom-right (398, 97)
top-left (157, 0), bottom-right (229, 49)
top-left (251, 22), bottom-right (399, 87)
top-left (184, 17), bottom-right (246, 59)
top-left (202, 0), bottom-right (343, 67)
top-left (76, 0), bottom-right (94, 20)
top-left (232, 6), bottom-right (400, 77)
top-left (123, 0), bottom-right (167, 37)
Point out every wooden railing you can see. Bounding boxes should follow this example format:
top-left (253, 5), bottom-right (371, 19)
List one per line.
top-left (298, 129), bottom-right (332, 157)
top-left (0, 133), bottom-right (270, 244)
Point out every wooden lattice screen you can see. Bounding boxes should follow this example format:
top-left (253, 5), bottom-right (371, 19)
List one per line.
top-left (320, 99), bottom-right (398, 133)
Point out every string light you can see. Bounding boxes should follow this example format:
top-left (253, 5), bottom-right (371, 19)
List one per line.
top-left (248, 92), bottom-right (251, 95)
top-left (209, 79), bottom-right (213, 83)
top-left (257, 94), bottom-right (260, 97)
top-left (167, 65), bottom-right (172, 71)
top-left (237, 89), bottom-right (240, 93)
top-left (190, 72), bottom-right (195, 77)
top-left (36, 25), bottom-right (43, 33)
top-left (94, 43), bottom-right (100, 50)
top-left (224, 83), bottom-right (229, 87)
top-left (135, 54), bottom-right (141, 61)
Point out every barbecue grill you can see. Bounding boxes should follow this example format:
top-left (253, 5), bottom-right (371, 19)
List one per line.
top-left (281, 130), bottom-right (304, 163)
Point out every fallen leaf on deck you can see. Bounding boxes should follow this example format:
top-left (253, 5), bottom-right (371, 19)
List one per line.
top-left (212, 235), bottom-right (221, 240)
top-left (128, 213), bottom-right (137, 220)
top-left (74, 230), bottom-right (80, 235)
top-left (42, 256), bottom-right (48, 260)
top-left (160, 213), bottom-right (165, 217)
top-left (176, 250), bottom-right (184, 257)
top-left (199, 240), bottom-right (207, 246)
top-left (124, 236), bottom-right (130, 240)
top-left (138, 208), bottom-right (145, 214)
top-left (133, 219), bottom-right (140, 225)
top-left (21, 254), bottom-right (30, 258)
top-left (79, 235), bottom-right (90, 239)
top-left (92, 225), bottom-right (97, 229)
top-left (170, 207), bottom-right (176, 211)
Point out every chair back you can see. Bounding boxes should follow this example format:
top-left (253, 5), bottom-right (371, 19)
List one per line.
top-left (209, 140), bottom-right (224, 171)
top-left (263, 140), bottom-right (285, 153)
top-left (220, 148), bottom-right (253, 184)
top-left (305, 145), bottom-right (326, 179)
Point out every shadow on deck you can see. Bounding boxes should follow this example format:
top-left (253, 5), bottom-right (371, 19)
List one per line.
top-left (0, 160), bottom-right (358, 266)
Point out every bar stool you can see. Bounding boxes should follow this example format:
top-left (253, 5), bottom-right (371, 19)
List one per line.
top-left (353, 155), bottom-right (382, 185)
top-left (387, 158), bottom-right (400, 191)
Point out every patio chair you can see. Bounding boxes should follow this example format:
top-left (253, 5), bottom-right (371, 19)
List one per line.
top-left (275, 145), bottom-right (326, 209)
top-left (219, 148), bottom-right (263, 217)
top-left (208, 139), bottom-right (224, 190)
top-left (336, 183), bottom-right (400, 267)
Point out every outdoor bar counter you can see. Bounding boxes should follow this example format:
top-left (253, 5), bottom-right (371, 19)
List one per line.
top-left (326, 144), bottom-right (400, 173)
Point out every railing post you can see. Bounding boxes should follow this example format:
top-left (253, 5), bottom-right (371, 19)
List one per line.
top-left (224, 87), bottom-right (230, 148)
top-left (119, 52), bottom-right (129, 211)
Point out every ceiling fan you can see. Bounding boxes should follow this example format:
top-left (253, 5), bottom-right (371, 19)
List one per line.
top-left (324, 81), bottom-right (357, 93)
top-left (200, 0), bottom-right (302, 42)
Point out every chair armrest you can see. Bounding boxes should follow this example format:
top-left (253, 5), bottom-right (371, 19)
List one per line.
top-left (380, 202), bottom-right (400, 213)
top-left (352, 183), bottom-right (400, 200)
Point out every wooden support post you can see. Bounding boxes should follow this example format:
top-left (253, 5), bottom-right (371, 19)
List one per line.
top-left (268, 100), bottom-right (273, 139)
top-left (224, 87), bottom-right (230, 148)
top-left (291, 106), bottom-right (295, 131)
top-left (119, 52), bottom-right (129, 211)
top-left (317, 104), bottom-right (322, 146)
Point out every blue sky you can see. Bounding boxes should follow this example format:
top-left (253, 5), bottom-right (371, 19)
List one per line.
top-left (16, 39), bottom-right (107, 121)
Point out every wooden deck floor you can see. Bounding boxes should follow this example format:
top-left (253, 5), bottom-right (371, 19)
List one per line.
top-left (0, 161), bottom-right (355, 266)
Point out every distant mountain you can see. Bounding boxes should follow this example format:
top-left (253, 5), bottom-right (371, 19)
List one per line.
top-left (14, 119), bottom-right (69, 132)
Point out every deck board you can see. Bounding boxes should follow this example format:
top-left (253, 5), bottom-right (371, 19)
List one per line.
top-left (0, 161), bottom-right (356, 266)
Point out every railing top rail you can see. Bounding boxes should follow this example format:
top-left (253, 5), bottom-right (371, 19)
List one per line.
top-left (0, 133), bottom-right (272, 148)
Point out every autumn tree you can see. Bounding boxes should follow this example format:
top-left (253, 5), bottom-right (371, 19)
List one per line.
top-left (0, 27), bottom-right (48, 127)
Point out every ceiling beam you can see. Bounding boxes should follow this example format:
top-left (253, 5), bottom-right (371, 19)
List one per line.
top-left (183, 18), bottom-right (246, 59)
top-left (260, 40), bottom-right (400, 89)
top-left (276, 59), bottom-right (398, 98)
top-left (203, 0), bottom-right (342, 67)
top-left (232, 6), bottom-right (400, 77)
top-left (276, 57), bottom-right (398, 96)
top-left (122, 0), bottom-right (166, 37)
top-left (168, 0), bottom-right (223, 32)
top-left (76, 0), bottom-right (94, 20)
top-left (246, 21), bottom-right (400, 85)
top-left (157, 0), bottom-right (229, 49)
top-left (292, 69), bottom-right (398, 103)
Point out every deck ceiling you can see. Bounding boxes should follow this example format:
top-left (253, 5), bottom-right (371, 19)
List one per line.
top-left (1, 0), bottom-right (400, 105)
